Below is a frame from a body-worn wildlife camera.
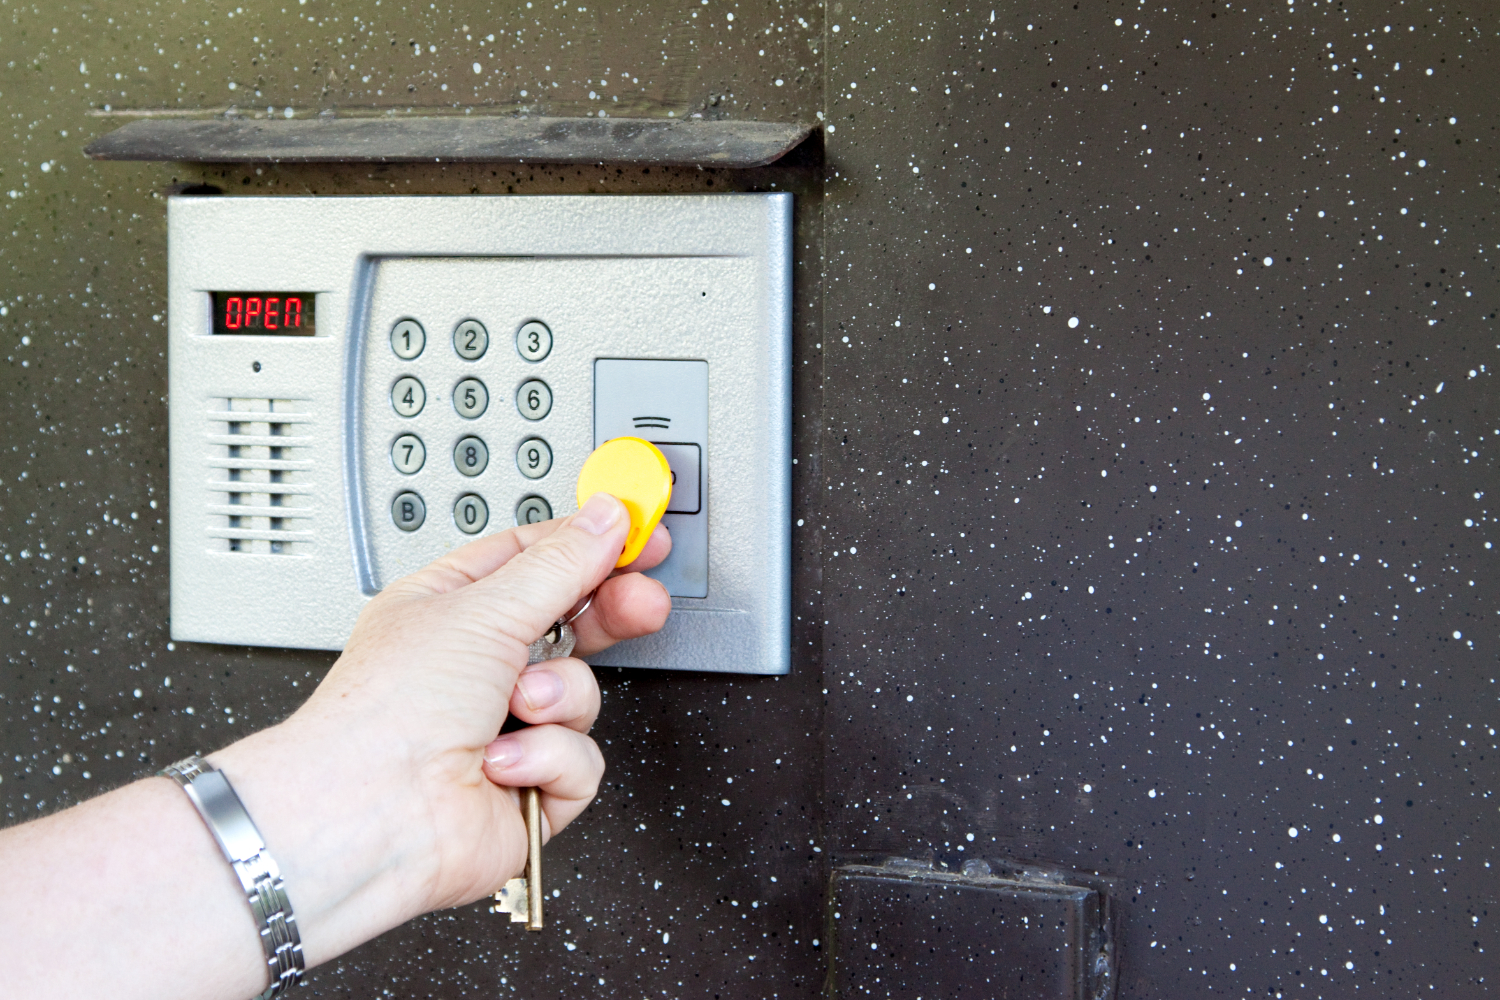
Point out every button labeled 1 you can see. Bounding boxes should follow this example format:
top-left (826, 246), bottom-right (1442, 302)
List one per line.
top-left (391, 319), bottom-right (425, 359)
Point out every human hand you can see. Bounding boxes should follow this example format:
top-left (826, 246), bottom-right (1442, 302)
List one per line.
top-left (210, 493), bottom-right (671, 966)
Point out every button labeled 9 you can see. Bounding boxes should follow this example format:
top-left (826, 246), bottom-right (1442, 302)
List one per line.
top-left (516, 438), bottom-right (553, 479)
top-left (515, 320), bottom-right (552, 362)
top-left (453, 435), bottom-right (489, 477)
top-left (516, 379), bottom-right (552, 421)
top-left (452, 378), bottom-right (488, 419)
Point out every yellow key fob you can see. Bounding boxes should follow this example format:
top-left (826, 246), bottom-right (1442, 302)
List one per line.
top-left (576, 436), bottom-right (673, 567)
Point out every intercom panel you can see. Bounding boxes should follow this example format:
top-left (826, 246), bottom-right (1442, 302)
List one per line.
top-left (167, 195), bottom-right (791, 674)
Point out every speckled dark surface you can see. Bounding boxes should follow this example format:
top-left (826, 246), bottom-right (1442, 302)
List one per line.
top-left (822, 1), bottom-right (1496, 995)
top-left (3, 0), bottom-right (1497, 996)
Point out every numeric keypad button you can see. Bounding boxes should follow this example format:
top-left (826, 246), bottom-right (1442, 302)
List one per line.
top-left (516, 379), bottom-right (552, 421)
top-left (453, 378), bottom-right (489, 419)
top-left (516, 320), bottom-right (553, 362)
top-left (453, 436), bottom-right (489, 477)
top-left (392, 492), bottom-right (426, 531)
top-left (454, 494), bottom-right (489, 534)
top-left (453, 319), bottom-right (489, 361)
top-left (516, 438), bottom-right (553, 479)
top-left (391, 320), bottom-right (425, 359)
top-left (391, 376), bottom-right (426, 417)
top-left (516, 495), bottom-right (553, 525)
top-left (391, 434), bottom-right (426, 474)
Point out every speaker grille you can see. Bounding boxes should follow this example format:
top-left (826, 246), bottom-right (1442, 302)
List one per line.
top-left (206, 398), bottom-right (315, 554)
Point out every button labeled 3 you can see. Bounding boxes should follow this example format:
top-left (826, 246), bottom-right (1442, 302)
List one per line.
top-left (516, 320), bottom-right (553, 362)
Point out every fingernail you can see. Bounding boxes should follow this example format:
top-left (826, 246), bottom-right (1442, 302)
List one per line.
top-left (573, 492), bottom-right (622, 535)
top-left (483, 735), bottom-right (523, 769)
top-left (516, 669), bottom-right (565, 711)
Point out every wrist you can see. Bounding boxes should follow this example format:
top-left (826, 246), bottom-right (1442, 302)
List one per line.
top-left (208, 713), bottom-right (439, 967)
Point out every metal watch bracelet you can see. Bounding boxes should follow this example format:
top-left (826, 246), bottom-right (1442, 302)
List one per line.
top-left (161, 755), bottom-right (305, 999)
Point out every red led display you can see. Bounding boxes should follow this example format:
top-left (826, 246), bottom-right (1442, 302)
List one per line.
top-left (211, 292), bottom-right (316, 336)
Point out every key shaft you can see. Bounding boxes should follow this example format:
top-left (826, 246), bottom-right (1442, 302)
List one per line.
top-left (524, 786), bottom-right (543, 930)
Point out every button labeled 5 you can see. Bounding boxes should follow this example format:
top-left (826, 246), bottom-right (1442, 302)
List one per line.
top-left (453, 378), bottom-right (489, 419)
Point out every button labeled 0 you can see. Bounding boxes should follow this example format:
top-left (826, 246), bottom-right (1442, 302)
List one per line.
top-left (454, 494), bottom-right (489, 534)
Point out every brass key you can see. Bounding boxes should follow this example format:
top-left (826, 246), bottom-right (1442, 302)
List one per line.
top-left (494, 787), bottom-right (543, 930)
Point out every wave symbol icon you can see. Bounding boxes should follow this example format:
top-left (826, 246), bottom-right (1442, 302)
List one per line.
top-left (632, 415), bottom-right (671, 430)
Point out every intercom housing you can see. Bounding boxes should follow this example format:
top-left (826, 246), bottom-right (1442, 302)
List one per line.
top-left (167, 194), bottom-right (791, 674)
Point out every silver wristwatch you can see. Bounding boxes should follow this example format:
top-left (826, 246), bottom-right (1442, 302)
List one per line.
top-left (161, 756), bottom-right (305, 999)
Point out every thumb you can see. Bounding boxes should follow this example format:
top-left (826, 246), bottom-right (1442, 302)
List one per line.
top-left (460, 492), bottom-right (630, 646)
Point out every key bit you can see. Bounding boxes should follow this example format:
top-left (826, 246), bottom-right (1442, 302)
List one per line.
top-left (494, 878), bottom-right (529, 923)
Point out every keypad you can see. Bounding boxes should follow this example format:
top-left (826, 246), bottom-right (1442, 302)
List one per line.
top-left (390, 320), bottom-right (425, 360)
top-left (391, 434), bottom-right (426, 475)
top-left (453, 436), bottom-right (489, 476)
top-left (452, 378), bottom-right (489, 419)
top-left (385, 317), bottom-right (557, 533)
top-left (453, 320), bottom-right (488, 361)
top-left (516, 379), bottom-right (552, 421)
top-left (391, 377), bottom-right (426, 417)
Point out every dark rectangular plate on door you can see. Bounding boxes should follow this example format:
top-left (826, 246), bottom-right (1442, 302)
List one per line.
top-left (831, 860), bottom-right (1115, 1000)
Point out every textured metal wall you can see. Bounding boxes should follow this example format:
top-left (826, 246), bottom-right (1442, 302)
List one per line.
top-left (4, 0), bottom-right (1499, 996)
top-left (822, 0), bottom-right (1497, 995)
